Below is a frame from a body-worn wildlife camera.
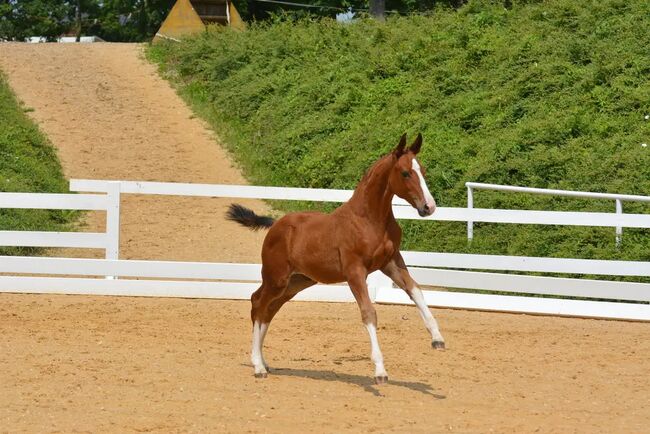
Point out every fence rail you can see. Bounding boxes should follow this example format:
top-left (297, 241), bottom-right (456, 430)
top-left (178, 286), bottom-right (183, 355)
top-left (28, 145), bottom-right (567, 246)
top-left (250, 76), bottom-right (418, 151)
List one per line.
top-left (465, 182), bottom-right (650, 245)
top-left (401, 251), bottom-right (650, 276)
top-left (71, 179), bottom-right (650, 227)
top-left (0, 192), bottom-right (110, 210)
top-left (0, 184), bottom-right (120, 259)
top-left (69, 179), bottom-right (412, 205)
top-left (465, 182), bottom-right (650, 202)
top-left (0, 255), bottom-right (648, 321)
top-left (0, 231), bottom-right (107, 248)
top-left (0, 179), bottom-right (648, 321)
top-left (378, 287), bottom-right (650, 321)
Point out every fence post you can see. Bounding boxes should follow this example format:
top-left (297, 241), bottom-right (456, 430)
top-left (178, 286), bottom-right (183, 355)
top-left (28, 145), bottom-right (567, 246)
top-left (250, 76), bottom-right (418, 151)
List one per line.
top-left (615, 199), bottom-right (623, 247)
top-left (467, 185), bottom-right (474, 242)
top-left (105, 182), bottom-right (121, 278)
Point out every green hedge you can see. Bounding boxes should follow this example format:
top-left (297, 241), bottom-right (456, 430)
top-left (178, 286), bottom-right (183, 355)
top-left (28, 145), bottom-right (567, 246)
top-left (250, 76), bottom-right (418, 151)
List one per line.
top-left (148, 0), bottom-right (650, 264)
top-left (0, 73), bottom-right (76, 255)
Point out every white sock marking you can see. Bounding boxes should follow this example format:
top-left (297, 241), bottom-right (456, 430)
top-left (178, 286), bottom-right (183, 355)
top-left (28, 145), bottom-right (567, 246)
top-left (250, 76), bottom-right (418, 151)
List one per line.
top-left (365, 323), bottom-right (388, 378)
top-left (259, 322), bottom-right (269, 368)
top-left (409, 286), bottom-right (444, 342)
top-left (412, 159), bottom-right (436, 210)
top-left (251, 321), bottom-right (268, 374)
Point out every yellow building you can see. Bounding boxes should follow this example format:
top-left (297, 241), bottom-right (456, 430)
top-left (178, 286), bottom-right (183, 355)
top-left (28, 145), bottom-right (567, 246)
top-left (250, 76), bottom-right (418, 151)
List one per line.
top-left (154, 0), bottom-right (245, 42)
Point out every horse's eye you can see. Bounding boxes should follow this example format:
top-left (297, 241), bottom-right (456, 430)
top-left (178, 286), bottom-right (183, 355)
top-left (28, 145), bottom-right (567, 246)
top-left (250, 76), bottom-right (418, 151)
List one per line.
top-left (401, 170), bottom-right (411, 178)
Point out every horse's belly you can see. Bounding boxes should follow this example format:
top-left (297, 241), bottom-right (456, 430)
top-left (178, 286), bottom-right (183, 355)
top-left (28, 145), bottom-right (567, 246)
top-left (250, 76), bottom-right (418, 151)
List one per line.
top-left (288, 237), bottom-right (345, 284)
top-left (282, 212), bottom-right (396, 283)
top-left (291, 253), bottom-right (345, 284)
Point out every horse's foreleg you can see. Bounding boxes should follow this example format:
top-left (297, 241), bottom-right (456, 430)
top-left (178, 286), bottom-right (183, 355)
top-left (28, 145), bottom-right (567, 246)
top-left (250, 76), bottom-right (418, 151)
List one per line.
top-left (347, 269), bottom-right (388, 384)
top-left (381, 256), bottom-right (445, 350)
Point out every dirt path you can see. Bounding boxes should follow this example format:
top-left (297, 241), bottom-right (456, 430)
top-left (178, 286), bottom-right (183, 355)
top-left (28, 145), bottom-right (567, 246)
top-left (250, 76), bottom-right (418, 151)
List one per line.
top-left (0, 42), bottom-right (266, 262)
top-left (1, 43), bottom-right (649, 433)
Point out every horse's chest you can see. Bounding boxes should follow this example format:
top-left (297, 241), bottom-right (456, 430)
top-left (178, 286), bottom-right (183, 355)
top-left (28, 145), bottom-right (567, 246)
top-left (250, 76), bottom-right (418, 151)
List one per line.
top-left (368, 238), bottom-right (395, 270)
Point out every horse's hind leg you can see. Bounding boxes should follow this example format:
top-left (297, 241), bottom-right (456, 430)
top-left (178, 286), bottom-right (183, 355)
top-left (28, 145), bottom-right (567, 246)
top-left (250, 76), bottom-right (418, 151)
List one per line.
top-left (381, 253), bottom-right (445, 349)
top-left (250, 273), bottom-right (316, 378)
top-left (251, 284), bottom-right (273, 378)
top-left (266, 274), bottom-right (316, 322)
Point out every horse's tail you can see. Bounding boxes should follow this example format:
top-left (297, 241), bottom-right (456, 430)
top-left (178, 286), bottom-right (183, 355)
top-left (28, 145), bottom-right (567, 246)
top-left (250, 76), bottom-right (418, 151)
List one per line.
top-left (226, 203), bottom-right (275, 231)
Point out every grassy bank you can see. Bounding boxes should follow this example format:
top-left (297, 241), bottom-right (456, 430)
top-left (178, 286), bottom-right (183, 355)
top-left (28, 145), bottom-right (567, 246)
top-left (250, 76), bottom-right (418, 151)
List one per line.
top-left (148, 0), bottom-right (650, 264)
top-left (0, 73), bottom-right (76, 255)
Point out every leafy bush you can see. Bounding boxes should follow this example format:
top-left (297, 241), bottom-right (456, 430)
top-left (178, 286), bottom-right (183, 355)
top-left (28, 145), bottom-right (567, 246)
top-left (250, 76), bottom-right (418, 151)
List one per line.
top-left (148, 0), bottom-right (650, 265)
top-left (0, 74), bottom-right (76, 255)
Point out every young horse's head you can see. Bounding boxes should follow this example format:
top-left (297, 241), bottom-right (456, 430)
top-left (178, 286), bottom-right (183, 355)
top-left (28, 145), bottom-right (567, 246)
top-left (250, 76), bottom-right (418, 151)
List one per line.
top-left (388, 133), bottom-right (436, 217)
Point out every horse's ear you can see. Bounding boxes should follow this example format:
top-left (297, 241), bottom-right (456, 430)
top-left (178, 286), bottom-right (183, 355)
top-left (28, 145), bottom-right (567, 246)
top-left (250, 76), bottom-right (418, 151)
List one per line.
top-left (409, 133), bottom-right (423, 155)
top-left (393, 133), bottom-right (407, 157)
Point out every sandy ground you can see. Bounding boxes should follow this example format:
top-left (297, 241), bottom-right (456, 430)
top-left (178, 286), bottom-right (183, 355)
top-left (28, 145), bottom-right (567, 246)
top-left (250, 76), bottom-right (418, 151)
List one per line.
top-left (0, 42), bottom-right (267, 262)
top-left (1, 43), bottom-right (649, 433)
top-left (0, 294), bottom-right (649, 433)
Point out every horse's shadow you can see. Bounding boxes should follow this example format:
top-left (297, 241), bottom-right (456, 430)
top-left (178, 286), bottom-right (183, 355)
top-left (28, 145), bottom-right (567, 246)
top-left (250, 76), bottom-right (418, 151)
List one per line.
top-left (245, 364), bottom-right (445, 398)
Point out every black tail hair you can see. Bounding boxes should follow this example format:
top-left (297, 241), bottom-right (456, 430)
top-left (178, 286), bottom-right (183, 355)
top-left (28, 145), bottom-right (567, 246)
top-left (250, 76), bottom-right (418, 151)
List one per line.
top-left (226, 203), bottom-right (275, 231)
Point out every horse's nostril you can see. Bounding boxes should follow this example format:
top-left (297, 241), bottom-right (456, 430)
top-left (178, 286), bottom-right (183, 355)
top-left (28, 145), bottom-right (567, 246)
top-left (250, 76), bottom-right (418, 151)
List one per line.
top-left (423, 204), bottom-right (430, 212)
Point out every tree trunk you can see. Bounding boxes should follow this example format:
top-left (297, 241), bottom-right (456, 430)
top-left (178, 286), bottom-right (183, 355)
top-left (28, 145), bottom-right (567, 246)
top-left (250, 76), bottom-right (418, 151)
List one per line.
top-left (369, 0), bottom-right (385, 21)
top-left (75, 0), bottom-right (81, 42)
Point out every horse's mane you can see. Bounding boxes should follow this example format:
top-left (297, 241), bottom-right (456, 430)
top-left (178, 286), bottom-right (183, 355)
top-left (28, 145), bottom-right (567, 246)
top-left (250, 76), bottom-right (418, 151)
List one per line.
top-left (357, 153), bottom-right (395, 187)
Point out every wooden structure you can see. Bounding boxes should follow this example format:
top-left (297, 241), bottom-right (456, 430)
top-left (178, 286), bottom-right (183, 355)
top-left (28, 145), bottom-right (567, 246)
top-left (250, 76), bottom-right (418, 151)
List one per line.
top-left (154, 0), bottom-right (245, 42)
top-left (0, 178), bottom-right (649, 321)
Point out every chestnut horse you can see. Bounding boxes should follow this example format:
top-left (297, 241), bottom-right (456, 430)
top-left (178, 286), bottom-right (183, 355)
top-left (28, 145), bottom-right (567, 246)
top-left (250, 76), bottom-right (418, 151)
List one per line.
top-left (227, 133), bottom-right (445, 384)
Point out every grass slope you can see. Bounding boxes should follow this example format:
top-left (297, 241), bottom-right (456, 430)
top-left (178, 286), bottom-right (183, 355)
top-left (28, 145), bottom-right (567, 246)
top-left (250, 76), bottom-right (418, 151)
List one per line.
top-left (0, 73), bottom-right (76, 255)
top-left (148, 0), bottom-right (650, 264)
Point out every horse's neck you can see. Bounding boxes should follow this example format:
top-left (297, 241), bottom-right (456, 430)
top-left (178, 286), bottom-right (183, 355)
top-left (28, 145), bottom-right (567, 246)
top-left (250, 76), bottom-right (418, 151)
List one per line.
top-left (347, 156), bottom-right (394, 225)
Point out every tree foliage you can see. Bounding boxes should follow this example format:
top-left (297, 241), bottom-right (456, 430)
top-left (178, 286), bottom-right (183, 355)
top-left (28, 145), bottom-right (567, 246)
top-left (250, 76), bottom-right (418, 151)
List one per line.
top-left (87, 0), bottom-right (175, 42)
top-left (0, 0), bottom-right (475, 42)
top-left (0, 0), bottom-right (174, 42)
top-left (240, 0), bottom-right (469, 21)
top-left (0, 0), bottom-right (73, 41)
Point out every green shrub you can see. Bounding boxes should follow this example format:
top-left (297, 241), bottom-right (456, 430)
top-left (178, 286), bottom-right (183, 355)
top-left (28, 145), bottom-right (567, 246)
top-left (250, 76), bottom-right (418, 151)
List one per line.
top-left (148, 0), bottom-right (650, 269)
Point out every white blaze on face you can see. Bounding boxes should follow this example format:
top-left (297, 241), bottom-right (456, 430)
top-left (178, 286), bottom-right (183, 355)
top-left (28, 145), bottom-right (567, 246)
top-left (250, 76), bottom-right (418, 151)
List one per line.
top-left (412, 159), bottom-right (436, 211)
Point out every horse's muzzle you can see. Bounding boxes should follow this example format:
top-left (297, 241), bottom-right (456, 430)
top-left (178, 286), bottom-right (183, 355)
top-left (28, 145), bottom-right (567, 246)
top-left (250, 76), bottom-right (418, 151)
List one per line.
top-left (418, 203), bottom-right (435, 217)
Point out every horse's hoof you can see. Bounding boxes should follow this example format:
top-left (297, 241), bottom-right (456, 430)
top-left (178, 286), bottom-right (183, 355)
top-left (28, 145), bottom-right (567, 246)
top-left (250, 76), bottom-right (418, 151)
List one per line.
top-left (254, 372), bottom-right (268, 379)
top-left (375, 375), bottom-right (389, 385)
top-left (432, 340), bottom-right (446, 350)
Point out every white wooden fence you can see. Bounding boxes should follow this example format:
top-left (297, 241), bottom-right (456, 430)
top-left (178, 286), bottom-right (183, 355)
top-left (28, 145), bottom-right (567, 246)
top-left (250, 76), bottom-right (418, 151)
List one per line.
top-left (466, 181), bottom-right (650, 245)
top-left (0, 178), bottom-right (649, 321)
top-left (0, 184), bottom-right (120, 259)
